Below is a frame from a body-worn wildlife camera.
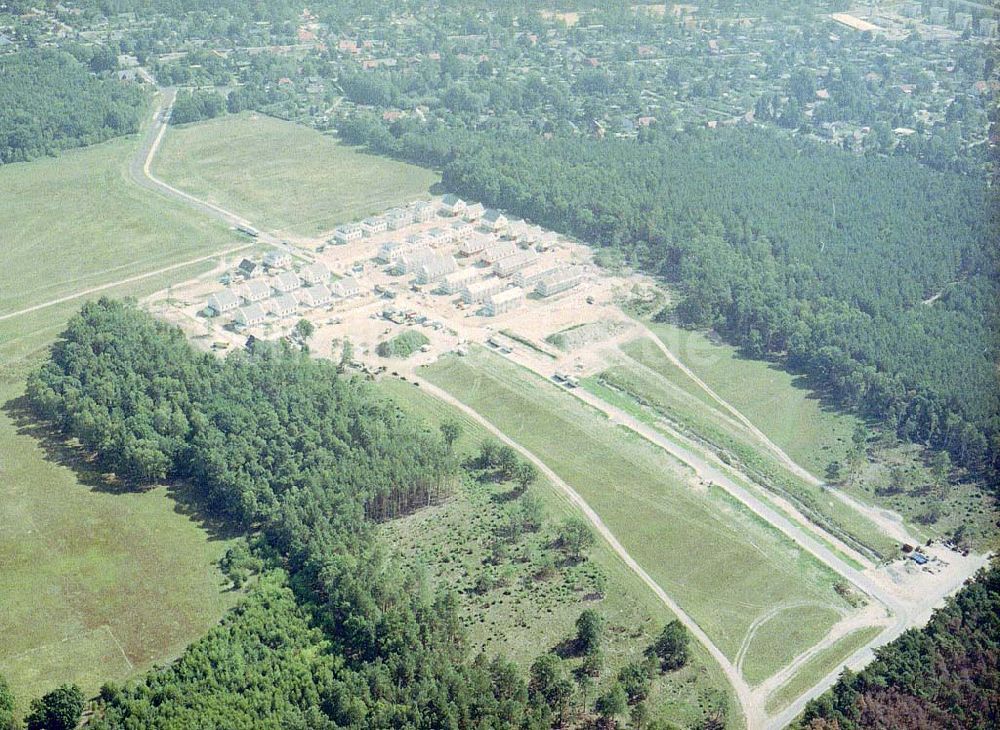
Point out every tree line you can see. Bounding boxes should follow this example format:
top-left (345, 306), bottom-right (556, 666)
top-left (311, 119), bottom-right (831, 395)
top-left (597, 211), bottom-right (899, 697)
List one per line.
top-left (0, 49), bottom-right (147, 164)
top-left (797, 559), bottom-right (999, 729)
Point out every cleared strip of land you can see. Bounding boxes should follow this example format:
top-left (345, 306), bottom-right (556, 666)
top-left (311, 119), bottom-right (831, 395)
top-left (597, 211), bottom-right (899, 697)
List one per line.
top-left (595, 343), bottom-right (897, 558)
top-left (420, 349), bottom-right (852, 677)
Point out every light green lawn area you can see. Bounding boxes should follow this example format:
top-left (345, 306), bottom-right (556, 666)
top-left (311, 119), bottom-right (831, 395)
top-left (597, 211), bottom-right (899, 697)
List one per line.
top-left (0, 375), bottom-right (239, 714)
top-left (739, 605), bottom-right (842, 687)
top-left (764, 626), bottom-right (883, 714)
top-left (377, 377), bottom-right (739, 728)
top-left (634, 325), bottom-right (857, 478)
top-left (420, 348), bottom-right (850, 683)
top-left (591, 354), bottom-right (897, 559)
top-left (154, 114), bottom-right (440, 238)
top-left (0, 136), bottom-right (240, 318)
top-left (0, 133), bottom-right (244, 714)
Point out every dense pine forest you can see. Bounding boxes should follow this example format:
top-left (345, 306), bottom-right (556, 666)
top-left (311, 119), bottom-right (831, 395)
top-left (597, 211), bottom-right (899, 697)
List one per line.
top-left (21, 299), bottom-right (656, 729)
top-left (341, 118), bottom-right (1000, 480)
top-left (0, 49), bottom-right (147, 164)
top-left (797, 560), bottom-right (999, 729)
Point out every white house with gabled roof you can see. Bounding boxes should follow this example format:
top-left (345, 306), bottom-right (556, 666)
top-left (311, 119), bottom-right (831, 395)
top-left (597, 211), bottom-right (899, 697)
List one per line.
top-left (440, 194), bottom-right (466, 216)
top-left (206, 289), bottom-right (240, 315)
top-left (298, 262), bottom-right (331, 285)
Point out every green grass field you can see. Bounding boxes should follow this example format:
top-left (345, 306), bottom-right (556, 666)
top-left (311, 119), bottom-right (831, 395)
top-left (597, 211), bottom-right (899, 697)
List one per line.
top-left (0, 136), bottom-right (240, 318)
top-left (377, 377), bottom-right (739, 728)
top-left (764, 626), bottom-right (883, 715)
top-left (154, 114), bottom-right (440, 237)
top-left (0, 374), bottom-right (238, 714)
top-left (591, 352), bottom-right (897, 559)
top-left (420, 349), bottom-right (851, 683)
top-left (0, 125), bottom-right (248, 714)
top-left (630, 326), bottom-right (858, 478)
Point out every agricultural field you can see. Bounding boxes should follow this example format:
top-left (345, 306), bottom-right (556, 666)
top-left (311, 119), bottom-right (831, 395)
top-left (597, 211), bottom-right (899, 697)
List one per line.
top-left (0, 136), bottom-right (240, 319)
top-left (153, 114), bottom-right (439, 238)
top-left (419, 348), bottom-right (853, 682)
top-left (377, 378), bottom-right (738, 727)
top-left (591, 349), bottom-right (897, 559)
top-left (0, 371), bottom-right (239, 713)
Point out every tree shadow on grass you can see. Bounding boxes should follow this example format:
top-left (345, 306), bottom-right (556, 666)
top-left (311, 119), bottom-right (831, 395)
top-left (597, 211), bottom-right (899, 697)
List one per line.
top-left (2, 394), bottom-right (242, 542)
top-left (3, 393), bottom-right (122, 492)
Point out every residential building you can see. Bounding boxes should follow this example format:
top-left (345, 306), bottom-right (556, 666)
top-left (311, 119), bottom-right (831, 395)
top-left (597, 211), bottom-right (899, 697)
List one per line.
top-left (206, 289), bottom-right (240, 315)
top-left (239, 279), bottom-right (271, 303)
top-left (928, 6), bottom-right (947, 25)
top-left (441, 267), bottom-right (479, 294)
top-left (514, 264), bottom-right (560, 289)
top-left (238, 258), bottom-right (263, 279)
top-left (270, 271), bottom-right (301, 293)
top-left (393, 247), bottom-right (436, 275)
top-left (334, 276), bottom-right (363, 298)
top-left (296, 284), bottom-right (332, 308)
top-left (263, 250), bottom-right (292, 269)
top-left (425, 227), bottom-right (453, 245)
top-left (536, 268), bottom-right (583, 297)
top-left (451, 220), bottom-right (474, 239)
top-left (439, 193), bottom-right (466, 216)
top-left (333, 223), bottom-right (363, 243)
top-left (954, 12), bottom-right (972, 31)
top-left (361, 216), bottom-right (388, 236)
top-left (480, 208), bottom-right (508, 232)
top-left (299, 261), bottom-right (331, 285)
top-left (462, 277), bottom-right (505, 304)
top-left (412, 200), bottom-right (435, 222)
top-left (463, 202), bottom-right (486, 222)
top-left (385, 207), bottom-right (413, 230)
top-left (980, 18), bottom-right (999, 36)
top-left (459, 233), bottom-right (492, 256)
top-left (234, 303), bottom-right (267, 327)
top-left (416, 254), bottom-right (458, 284)
top-left (481, 240), bottom-right (517, 263)
top-left (268, 294), bottom-right (298, 317)
top-left (485, 287), bottom-right (525, 316)
top-left (494, 250), bottom-right (538, 277)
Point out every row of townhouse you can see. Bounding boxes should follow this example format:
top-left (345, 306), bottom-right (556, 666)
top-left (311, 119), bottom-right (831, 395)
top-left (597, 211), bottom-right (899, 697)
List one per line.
top-left (333, 200), bottom-right (436, 243)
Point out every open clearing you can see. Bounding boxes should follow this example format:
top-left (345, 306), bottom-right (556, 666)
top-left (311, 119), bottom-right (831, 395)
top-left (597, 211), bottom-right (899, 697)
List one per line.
top-left (594, 346), bottom-right (897, 559)
top-left (636, 324), bottom-right (857, 478)
top-left (0, 136), bottom-right (239, 318)
top-left (378, 378), bottom-right (738, 727)
top-left (420, 348), bottom-right (852, 681)
top-left (0, 378), bottom-right (238, 713)
top-left (153, 114), bottom-right (439, 239)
